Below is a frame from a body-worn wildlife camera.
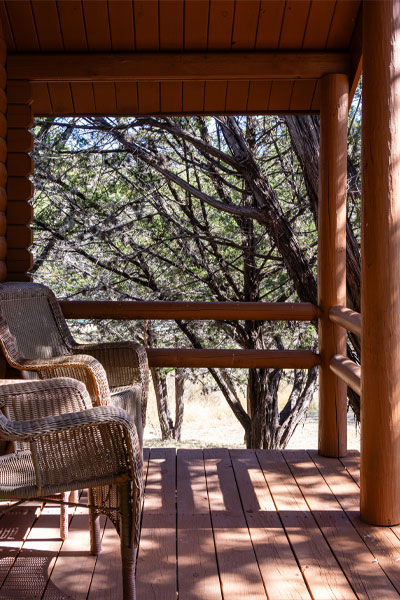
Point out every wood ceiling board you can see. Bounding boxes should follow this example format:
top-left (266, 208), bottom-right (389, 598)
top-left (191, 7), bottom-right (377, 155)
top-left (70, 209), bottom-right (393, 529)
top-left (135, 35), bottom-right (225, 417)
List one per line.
top-left (160, 1), bottom-right (184, 50)
top-left (82, 0), bottom-right (111, 51)
top-left (225, 80), bottom-right (249, 113)
top-left (247, 81), bottom-right (271, 112)
top-left (70, 82), bottom-right (95, 113)
top-left (5, 0), bottom-right (39, 51)
top-left (302, 1), bottom-right (336, 49)
top-left (182, 81), bottom-right (205, 113)
top-left (57, 1), bottom-right (88, 51)
top-left (137, 81), bottom-right (160, 114)
top-left (256, 1), bottom-right (285, 49)
top-left (31, 82), bottom-right (53, 114)
top-left (134, 1), bottom-right (159, 50)
top-left (161, 81), bottom-right (183, 113)
top-left (204, 80), bottom-right (227, 112)
top-left (184, 0), bottom-right (209, 50)
top-left (290, 80), bottom-right (316, 111)
top-left (31, 1), bottom-right (64, 51)
top-left (231, 0), bottom-right (261, 50)
top-left (0, 1), bottom-right (15, 51)
top-left (93, 82), bottom-right (117, 113)
top-left (279, 0), bottom-right (311, 49)
top-left (327, 1), bottom-right (361, 49)
top-left (311, 79), bottom-right (320, 111)
top-left (208, 0), bottom-right (235, 50)
top-left (115, 82), bottom-right (139, 113)
top-left (48, 82), bottom-right (74, 113)
top-left (268, 80), bottom-right (294, 112)
top-left (108, 1), bottom-right (135, 51)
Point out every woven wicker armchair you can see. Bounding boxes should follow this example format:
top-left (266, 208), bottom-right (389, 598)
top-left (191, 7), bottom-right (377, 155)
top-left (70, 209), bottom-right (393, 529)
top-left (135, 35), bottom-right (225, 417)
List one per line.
top-left (0, 377), bottom-right (143, 600)
top-left (0, 282), bottom-right (149, 447)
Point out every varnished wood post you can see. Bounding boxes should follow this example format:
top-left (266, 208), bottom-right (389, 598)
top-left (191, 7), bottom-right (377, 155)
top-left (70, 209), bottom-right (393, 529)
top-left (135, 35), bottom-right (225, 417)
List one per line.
top-left (318, 73), bottom-right (348, 458)
top-left (0, 28), bottom-right (6, 282)
top-left (361, 1), bottom-right (400, 526)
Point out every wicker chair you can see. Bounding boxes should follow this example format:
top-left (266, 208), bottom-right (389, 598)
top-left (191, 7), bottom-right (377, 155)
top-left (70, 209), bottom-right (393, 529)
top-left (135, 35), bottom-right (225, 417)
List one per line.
top-left (0, 376), bottom-right (143, 600)
top-left (0, 282), bottom-right (149, 448)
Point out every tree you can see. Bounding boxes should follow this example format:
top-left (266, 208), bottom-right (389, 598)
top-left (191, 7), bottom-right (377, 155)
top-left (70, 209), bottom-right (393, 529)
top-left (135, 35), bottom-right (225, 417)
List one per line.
top-left (31, 108), bottom-right (361, 448)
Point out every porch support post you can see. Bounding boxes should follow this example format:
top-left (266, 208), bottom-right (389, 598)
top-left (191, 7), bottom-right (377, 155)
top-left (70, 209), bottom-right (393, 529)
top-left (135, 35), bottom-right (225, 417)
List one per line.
top-left (318, 73), bottom-right (348, 457)
top-left (0, 27), bottom-right (6, 282)
top-left (361, 1), bottom-right (400, 525)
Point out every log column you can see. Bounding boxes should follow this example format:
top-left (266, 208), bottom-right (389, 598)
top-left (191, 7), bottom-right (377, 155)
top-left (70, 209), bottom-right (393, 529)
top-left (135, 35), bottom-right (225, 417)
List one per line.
top-left (0, 29), bottom-right (6, 282)
top-left (361, 1), bottom-right (400, 525)
top-left (6, 80), bottom-right (33, 281)
top-left (318, 73), bottom-right (348, 457)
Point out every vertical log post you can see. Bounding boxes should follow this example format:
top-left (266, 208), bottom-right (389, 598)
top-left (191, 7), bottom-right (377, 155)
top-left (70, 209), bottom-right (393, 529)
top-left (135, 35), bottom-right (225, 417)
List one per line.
top-left (0, 29), bottom-right (6, 282)
top-left (6, 80), bottom-right (33, 281)
top-left (361, 2), bottom-right (400, 525)
top-left (318, 73), bottom-right (348, 458)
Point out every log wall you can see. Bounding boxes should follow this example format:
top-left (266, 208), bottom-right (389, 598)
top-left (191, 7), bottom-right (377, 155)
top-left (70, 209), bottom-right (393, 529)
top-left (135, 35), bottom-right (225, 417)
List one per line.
top-left (6, 79), bottom-right (33, 281)
top-left (0, 29), bottom-right (6, 281)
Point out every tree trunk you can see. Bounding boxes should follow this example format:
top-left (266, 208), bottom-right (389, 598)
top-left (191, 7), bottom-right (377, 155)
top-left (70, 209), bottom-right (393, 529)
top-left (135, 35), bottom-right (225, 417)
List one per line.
top-left (151, 367), bottom-right (174, 440)
top-left (174, 368), bottom-right (185, 441)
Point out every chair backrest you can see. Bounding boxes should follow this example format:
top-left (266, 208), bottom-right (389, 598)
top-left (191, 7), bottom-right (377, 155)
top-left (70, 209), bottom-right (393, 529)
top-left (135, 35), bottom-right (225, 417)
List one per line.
top-left (0, 282), bottom-right (74, 360)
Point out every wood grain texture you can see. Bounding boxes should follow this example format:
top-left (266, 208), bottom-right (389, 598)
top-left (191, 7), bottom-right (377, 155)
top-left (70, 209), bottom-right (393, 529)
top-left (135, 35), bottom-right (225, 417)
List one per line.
top-left (318, 73), bottom-right (348, 458)
top-left (361, 1), bottom-right (400, 526)
top-left (8, 52), bottom-right (351, 82)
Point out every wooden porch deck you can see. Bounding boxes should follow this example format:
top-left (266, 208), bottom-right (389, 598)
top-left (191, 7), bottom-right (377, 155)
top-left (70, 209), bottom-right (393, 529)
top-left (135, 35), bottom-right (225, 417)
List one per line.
top-left (0, 448), bottom-right (399, 599)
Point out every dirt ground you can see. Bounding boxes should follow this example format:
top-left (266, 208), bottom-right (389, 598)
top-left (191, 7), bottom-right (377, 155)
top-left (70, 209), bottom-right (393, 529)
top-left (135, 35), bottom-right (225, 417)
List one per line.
top-left (143, 378), bottom-right (360, 450)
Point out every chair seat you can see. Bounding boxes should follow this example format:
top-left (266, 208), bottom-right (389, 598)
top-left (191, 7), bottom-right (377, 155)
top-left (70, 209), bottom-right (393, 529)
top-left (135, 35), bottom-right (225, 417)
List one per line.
top-left (110, 384), bottom-right (143, 447)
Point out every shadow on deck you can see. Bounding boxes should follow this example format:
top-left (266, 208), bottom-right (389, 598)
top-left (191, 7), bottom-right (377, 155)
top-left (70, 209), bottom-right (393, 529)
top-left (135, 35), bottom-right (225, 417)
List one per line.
top-left (0, 449), bottom-right (398, 599)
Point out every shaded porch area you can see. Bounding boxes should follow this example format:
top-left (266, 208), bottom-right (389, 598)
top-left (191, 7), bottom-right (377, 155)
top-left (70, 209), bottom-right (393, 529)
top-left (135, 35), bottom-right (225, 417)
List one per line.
top-left (0, 448), bottom-right (398, 600)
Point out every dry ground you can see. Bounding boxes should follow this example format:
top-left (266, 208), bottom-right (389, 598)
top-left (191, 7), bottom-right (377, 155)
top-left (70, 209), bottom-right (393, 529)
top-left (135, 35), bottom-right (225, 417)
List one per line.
top-left (143, 378), bottom-right (360, 450)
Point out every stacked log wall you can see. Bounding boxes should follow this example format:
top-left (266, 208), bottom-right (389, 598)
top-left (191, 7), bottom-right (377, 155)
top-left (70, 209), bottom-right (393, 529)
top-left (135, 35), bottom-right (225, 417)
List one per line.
top-left (0, 29), bottom-right (6, 282)
top-left (6, 79), bottom-right (33, 281)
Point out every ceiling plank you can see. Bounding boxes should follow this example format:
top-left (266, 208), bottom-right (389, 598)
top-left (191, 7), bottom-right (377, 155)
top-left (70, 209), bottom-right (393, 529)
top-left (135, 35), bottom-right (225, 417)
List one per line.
top-left (8, 51), bottom-right (351, 81)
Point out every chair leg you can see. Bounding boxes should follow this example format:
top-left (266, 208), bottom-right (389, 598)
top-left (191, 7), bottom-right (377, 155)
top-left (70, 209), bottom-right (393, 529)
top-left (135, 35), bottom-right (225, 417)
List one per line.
top-left (60, 492), bottom-right (69, 540)
top-left (119, 482), bottom-right (138, 600)
top-left (89, 488), bottom-right (102, 555)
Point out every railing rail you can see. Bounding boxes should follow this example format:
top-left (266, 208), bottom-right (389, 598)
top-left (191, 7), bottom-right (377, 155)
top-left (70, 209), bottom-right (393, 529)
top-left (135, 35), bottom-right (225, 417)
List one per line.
top-left (330, 354), bottom-right (361, 395)
top-left (60, 300), bottom-right (320, 369)
top-left (329, 305), bottom-right (361, 337)
top-left (59, 300), bottom-right (321, 321)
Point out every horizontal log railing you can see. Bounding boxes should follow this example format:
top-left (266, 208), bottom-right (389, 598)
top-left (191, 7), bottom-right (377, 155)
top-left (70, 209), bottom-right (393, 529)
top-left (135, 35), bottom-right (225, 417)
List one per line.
top-left (147, 349), bottom-right (320, 369)
top-left (60, 300), bottom-right (320, 369)
top-left (329, 305), bottom-right (361, 337)
top-left (330, 354), bottom-right (361, 395)
top-left (59, 300), bottom-right (320, 321)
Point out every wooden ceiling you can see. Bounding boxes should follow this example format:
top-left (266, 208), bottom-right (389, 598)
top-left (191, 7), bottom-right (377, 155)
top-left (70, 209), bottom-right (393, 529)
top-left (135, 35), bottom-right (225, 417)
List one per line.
top-left (1, 0), bottom-right (362, 116)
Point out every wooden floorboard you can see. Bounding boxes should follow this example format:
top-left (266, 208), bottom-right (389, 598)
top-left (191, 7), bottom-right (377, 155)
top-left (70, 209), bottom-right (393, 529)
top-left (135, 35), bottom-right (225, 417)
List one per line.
top-left (0, 449), bottom-right (400, 599)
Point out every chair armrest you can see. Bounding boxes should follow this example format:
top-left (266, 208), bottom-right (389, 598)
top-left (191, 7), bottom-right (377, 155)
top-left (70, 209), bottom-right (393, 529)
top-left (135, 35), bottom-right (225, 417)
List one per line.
top-left (18, 354), bottom-right (111, 407)
top-left (0, 377), bottom-right (92, 421)
top-left (72, 342), bottom-right (149, 424)
top-left (0, 404), bottom-right (143, 497)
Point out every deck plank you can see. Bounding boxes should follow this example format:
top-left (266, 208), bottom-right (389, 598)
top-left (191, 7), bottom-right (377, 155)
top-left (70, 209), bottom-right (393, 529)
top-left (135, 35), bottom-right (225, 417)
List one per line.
top-left (177, 449), bottom-right (222, 600)
top-left (204, 448), bottom-right (267, 600)
top-left (285, 449), bottom-right (399, 600)
top-left (256, 449), bottom-right (357, 600)
top-left (230, 449), bottom-right (311, 599)
top-left (311, 450), bottom-right (400, 596)
top-left (0, 503), bottom-right (64, 599)
top-left (136, 448), bottom-right (177, 600)
top-left (0, 502), bottom-right (40, 589)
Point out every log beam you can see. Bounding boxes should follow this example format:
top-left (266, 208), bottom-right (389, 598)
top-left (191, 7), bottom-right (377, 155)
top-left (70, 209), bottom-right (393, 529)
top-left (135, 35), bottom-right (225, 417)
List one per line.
top-left (146, 349), bottom-right (320, 369)
top-left (318, 73), bottom-right (348, 458)
top-left (59, 300), bottom-right (320, 321)
top-left (329, 305), bottom-right (361, 338)
top-left (361, 1), bottom-right (400, 526)
top-left (7, 52), bottom-right (350, 82)
top-left (330, 355), bottom-right (361, 396)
